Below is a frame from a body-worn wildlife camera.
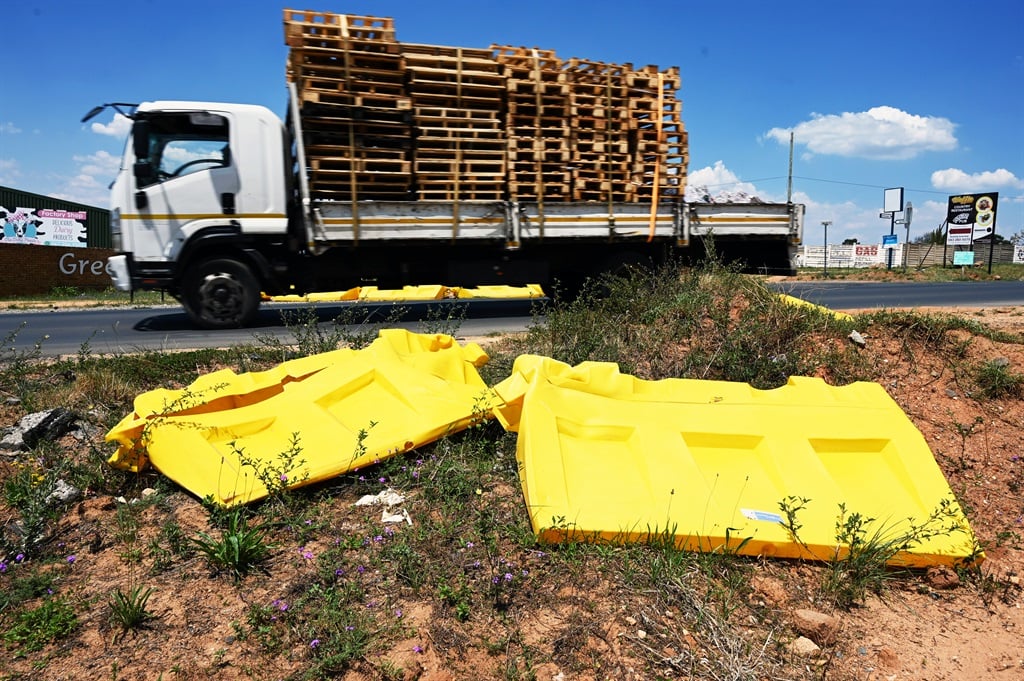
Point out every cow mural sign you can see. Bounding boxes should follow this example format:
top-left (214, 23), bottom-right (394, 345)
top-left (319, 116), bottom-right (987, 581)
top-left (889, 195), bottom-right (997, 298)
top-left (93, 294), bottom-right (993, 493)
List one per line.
top-left (946, 193), bottom-right (998, 246)
top-left (0, 206), bottom-right (88, 247)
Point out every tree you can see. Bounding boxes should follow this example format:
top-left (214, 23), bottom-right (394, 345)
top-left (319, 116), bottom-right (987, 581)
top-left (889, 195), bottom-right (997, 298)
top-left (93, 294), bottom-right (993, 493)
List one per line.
top-left (841, 238), bottom-right (859, 245)
top-left (913, 226), bottom-right (945, 244)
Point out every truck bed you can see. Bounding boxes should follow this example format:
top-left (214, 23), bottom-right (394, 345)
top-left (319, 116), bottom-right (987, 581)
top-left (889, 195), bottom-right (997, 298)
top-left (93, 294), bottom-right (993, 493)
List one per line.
top-left (310, 200), bottom-right (681, 246)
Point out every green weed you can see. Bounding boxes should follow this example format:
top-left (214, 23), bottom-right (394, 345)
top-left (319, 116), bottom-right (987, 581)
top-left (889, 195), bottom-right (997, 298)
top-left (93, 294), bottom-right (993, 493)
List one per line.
top-left (229, 433), bottom-right (310, 509)
top-left (784, 497), bottom-right (978, 608)
top-left (109, 584), bottom-right (156, 634)
top-left (3, 594), bottom-right (78, 655)
top-left (973, 358), bottom-right (1023, 399)
top-left (191, 509), bottom-right (274, 581)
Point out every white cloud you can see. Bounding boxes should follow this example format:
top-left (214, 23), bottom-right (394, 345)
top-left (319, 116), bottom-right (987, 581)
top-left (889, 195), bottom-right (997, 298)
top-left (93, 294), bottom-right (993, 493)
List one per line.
top-left (0, 157), bottom-right (20, 185)
top-left (685, 160), bottom-right (778, 202)
top-left (90, 113), bottom-right (132, 138)
top-left (46, 150), bottom-right (123, 207)
top-left (72, 149), bottom-right (121, 178)
top-left (930, 167), bottom-right (1024, 192)
top-left (765, 106), bottom-right (957, 160)
top-left (0, 122), bottom-right (22, 135)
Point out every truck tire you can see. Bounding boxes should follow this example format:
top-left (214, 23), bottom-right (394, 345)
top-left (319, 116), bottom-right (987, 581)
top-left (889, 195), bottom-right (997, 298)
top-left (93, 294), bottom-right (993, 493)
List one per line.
top-left (182, 258), bottom-right (260, 329)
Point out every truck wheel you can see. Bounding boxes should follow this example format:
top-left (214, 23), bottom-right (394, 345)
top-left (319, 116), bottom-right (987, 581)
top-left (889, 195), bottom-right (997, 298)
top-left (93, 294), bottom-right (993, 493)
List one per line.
top-left (182, 258), bottom-right (259, 329)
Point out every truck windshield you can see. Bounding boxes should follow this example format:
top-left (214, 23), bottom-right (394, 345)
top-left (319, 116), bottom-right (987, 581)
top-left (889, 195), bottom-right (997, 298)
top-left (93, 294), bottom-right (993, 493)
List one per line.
top-left (141, 112), bottom-right (230, 184)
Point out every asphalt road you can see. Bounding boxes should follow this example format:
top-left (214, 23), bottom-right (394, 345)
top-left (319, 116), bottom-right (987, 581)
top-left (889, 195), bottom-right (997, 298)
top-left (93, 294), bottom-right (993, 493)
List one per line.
top-left (770, 280), bottom-right (1024, 311)
top-left (2, 281), bottom-right (1023, 357)
top-left (0, 299), bottom-right (542, 357)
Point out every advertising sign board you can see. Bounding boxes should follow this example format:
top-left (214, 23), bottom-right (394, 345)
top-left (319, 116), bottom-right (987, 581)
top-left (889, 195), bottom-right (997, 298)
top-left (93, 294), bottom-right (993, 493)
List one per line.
top-left (946, 193), bottom-right (998, 245)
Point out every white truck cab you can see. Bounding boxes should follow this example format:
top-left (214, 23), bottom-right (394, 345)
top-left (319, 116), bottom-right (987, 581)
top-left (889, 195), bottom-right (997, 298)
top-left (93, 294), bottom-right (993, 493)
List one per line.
top-left (105, 102), bottom-right (292, 327)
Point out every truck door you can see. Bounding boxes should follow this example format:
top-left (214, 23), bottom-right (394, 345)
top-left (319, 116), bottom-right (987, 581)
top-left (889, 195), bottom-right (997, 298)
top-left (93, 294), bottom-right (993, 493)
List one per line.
top-left (130, 111), bottom-right (240, 262)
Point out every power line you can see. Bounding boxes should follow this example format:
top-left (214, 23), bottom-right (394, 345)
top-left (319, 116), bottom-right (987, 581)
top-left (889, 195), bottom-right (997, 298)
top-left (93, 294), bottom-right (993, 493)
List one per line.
top-left (792, 176), bottom-right (949, 195)
top-left (695, 174), bottom-right (949, 196)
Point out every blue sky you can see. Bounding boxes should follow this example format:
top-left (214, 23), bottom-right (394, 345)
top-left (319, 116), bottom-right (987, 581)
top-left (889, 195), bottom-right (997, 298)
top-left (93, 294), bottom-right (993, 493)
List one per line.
top-left (2, 0), bottom-right (1022, 246)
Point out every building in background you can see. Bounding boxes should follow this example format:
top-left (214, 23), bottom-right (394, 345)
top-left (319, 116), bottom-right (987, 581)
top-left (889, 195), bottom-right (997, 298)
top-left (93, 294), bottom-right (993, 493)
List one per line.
top-left (0, 186), bottom-right (114, 295)
top-left (0, 185), bottom-right (110, 249)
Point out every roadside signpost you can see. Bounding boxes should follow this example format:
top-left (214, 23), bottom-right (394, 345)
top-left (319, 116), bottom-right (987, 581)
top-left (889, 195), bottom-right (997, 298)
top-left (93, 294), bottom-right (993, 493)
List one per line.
top-left (883, 188), bottom-right (903, 270)
top-left (946, 193), bottom-right (999, 273)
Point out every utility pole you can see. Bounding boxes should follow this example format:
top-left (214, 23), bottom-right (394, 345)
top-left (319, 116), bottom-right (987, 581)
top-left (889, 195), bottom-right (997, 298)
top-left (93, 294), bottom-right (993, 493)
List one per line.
top-left (821, 220), bottom-right (831, 276)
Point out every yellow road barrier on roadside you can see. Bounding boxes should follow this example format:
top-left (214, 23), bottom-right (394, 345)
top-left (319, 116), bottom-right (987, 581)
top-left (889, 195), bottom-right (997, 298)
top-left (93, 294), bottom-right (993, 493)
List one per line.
top-left (492, 355), bottom-right (979, 567)
top-left (106, 330), bottom-right (495, 506)
top-left (106, 331), bottom-right (979, 567)
top-left (778, 293), bottom-right (854, 321)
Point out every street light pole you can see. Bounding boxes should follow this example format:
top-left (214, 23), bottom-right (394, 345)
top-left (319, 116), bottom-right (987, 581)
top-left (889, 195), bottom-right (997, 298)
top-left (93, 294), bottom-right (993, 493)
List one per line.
top-left (821, 220), bottom-right (832, 276)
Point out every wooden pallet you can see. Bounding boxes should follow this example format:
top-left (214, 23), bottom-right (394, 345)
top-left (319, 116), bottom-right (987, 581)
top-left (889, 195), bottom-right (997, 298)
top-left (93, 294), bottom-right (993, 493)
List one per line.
top-left (414, 157), bottom-right (505, 174)
top-left (413, 107), bottom-right (502, 124)
top-left (310, 156), bottom-right (411, 174)
top-left (491, 45), bottom-right (563, 71)
top-left (507, 148), bottom-right (570, 163)
top-left (416, 125), bottom-right (505, 141)
top-left (284, 10), bottom-right (396, 43)
top-left (402, 42), bottom-right (494, 61)
top-left (300, 89), bottom-right (412, 109)
top-left (415, 181), bottom-right (506, 201)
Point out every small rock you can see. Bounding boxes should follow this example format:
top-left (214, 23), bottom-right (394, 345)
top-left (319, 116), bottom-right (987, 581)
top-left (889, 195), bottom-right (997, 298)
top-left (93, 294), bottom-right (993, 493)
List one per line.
top-left (0, 408), bottom-right (77, 452)
top-left (945, 389), bottom-right (958, 399)
top-left (848, 330), bottom-right (867, 348)
top-left (991, 357), bottom-right (1010, 368)
top-left (790, 636), bottom-right (820, 657)
top-left (141, 487), bottom-right (158, 498)
top-left (636, 629), bottom-right (647, 640)
top-left (925, 564), bottom-right (960, 590)
top-left (792, 608), bottom-right (840, 645)
top-left (45, 479), bottom-right (81, 506)
top-left (751, 575), bottom-right (789, 606)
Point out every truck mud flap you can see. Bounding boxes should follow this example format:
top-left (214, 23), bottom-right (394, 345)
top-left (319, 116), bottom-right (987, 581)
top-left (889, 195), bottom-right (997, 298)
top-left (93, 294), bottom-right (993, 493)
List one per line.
top-left (106, 329), bottom-right (494, 506)
top-left (492, 356), bottom-right (980, 567)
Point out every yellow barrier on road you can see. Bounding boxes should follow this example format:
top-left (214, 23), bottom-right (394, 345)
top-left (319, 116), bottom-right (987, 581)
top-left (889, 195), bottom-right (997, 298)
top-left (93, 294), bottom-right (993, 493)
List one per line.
top-left (263, 284), bottom-right (545, 303)
top-left (492, 355), bottom-right (979, 567)
top-left (106, 330), bottom-right (494, 506)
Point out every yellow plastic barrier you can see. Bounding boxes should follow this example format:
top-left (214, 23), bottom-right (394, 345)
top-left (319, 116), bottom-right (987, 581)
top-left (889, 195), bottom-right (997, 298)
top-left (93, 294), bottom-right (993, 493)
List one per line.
top-left (492, 355), bottom-right (980, 567)
top-left (107, 330), bottom-right (495, 506)
top-left (262, 284), bottom-right (545, 303)
top-left (778, 293), bottom-right (854, 321)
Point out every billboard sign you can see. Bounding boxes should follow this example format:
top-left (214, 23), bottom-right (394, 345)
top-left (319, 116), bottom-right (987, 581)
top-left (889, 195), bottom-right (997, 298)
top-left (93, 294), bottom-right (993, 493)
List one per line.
top-left (946, 193), bottom-right (998, 246)
top-left (0, 206), bottom-right (88, 247)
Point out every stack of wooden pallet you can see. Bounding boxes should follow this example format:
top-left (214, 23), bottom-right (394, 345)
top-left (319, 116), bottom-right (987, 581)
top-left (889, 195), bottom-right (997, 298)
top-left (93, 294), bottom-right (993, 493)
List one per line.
top-left (627, 65), bottom-right (687, 200)
top-left (493, 46), bottom-right (570, 202)
top-left (285, 10), bottom-right (412, 201)
top-left (404, 44), bottom-right (507, 201)
top-left (283, 9), bottom-right (687, 203)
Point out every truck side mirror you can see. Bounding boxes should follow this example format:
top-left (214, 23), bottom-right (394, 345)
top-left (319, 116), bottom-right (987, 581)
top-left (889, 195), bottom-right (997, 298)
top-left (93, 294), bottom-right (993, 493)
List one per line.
top-left (132, 120), bottom-right (150, 160)
top-left (133, 160), bottom-right (156, 188)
